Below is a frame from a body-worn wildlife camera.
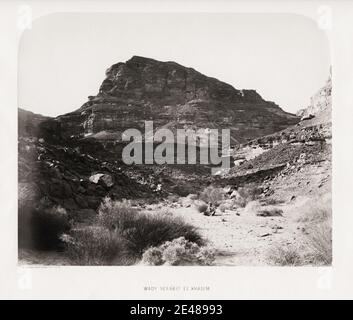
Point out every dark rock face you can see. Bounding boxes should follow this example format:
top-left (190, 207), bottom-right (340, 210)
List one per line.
top-left (18, 108), bottom-right (50, 137)
top-left (18, 136), bottom-right (157, 214)
top-left (50, 56), bottom-right (299, 143)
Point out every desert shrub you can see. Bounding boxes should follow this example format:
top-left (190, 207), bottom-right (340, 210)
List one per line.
top-left (306, 221), bottom-right (332, 265)
top-left (199, 186), bottom-right (224, 205)
top-left (239, 185), bottom-right (261, 199)
top-left (197, 246), bottom-right (217, 266)
top-left (218, 199), bottom-right (235, 213)
top-left (267, 245), bottom-right (304, 266)
top-left (97, 198), bottom-right (137, 231)
top-left (243, 201), bottom-right (262, 215)
top-left (97, 198), bottom-right (203, 257)
top-left (267, 223), bottom-right (332, 266)
top-left (159, 207), bottom-right (174, 216)
top-left (295, 196), bottom-right (332, 265)
top-left (232, 196), bottom-right (247, 208)
top-left (298, 205), bottom-right (332, 223)
top-left (142, 237), bottom-right (215, 266)
top-left (121, 213), bottom-right (203, 256)
top-left (196, 202), bottom-right (208, 213)
top-left (230, 185), bottom-right (262, 208)
top-left (296, 194), bottom-right (332, 223)
top-left (141, 247), bottom-right (164, 266)
top-left (19, 205), bottom-right (71, 250)
top-left (61, 227), bottom-right (131, 266)
top-left (236, 185), bottom-right (262, 208)
top-left (218, 203), bottom-right (226, 213)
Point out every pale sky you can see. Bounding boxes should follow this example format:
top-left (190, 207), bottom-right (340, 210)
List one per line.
top-left (19, 13), bottom-right (331, 117)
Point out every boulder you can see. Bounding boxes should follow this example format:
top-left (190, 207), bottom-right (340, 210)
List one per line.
top-left (89, 173), bottom-right (104, 184)
top-left (301, 114), bottom-right (315, 121)
top-left (100, 174), bottom-right (114, 188)
top-left (89, 173), bottom-right (114, 188)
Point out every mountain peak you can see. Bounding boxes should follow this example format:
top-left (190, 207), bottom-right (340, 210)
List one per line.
top-left (127, 55), bottom-right (160, 64)
top-left (52, 57), bottom-right (299, 143)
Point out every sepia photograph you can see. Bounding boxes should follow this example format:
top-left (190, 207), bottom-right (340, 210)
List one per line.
top-left (3, 0), bottom-right (353, 302)
top-left (17, 11), bottom-right (332, 267)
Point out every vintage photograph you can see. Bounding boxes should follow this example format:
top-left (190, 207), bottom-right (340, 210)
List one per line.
top-left (18, 12), bottom-right (332, 266)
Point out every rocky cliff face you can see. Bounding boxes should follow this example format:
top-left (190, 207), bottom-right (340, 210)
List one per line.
top-left (297, 69), bottom-right (332, 124)
top-left (49, 56), bottom-right (299, 144)
top-left (18, 108), bottom-right (50, 137)
top-left (18, 135), bottom-right (161, 215)
top-left (230, 70), bottom-right (332, 177)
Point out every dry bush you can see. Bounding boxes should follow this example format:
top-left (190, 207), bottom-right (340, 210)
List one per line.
top-left (19, 205), bottom-right (71, 250)
top-left (196, 202), bottom-right (208, 213)
top-left (267, 245), bottom-right (304, 266)
top-left (218, 199), bottom-right (235, 213)
top-left (233, 185), bottom-right (262, 208)
top-left (232, 196), bottom-right (247, 208)
top-left (61, 227), bottom-right (131, 266)
top-left (199, 186), bottom-right (224, 205)
top-left (218, 203), bottom-right (227, 213)
top-left (62, 198), bottom-right (203, 265)
top-left (306, 221), bottom-right (332, 265)
top-left (243, 201), bottom-right (262, 215)
top-left (298, 205), bottom-right (332, 224)
top-left (141, 247), bottom-right (164, 266)
top-left (238, 185), bottom-right (262, 200)
top-left (97, 198), bottom-right (137, 231)
top-left (142, 237), bottom-right (215, 266)
top-left (295, 195), bottom-right (332, 265)
top-left (159, 207), bottom-right (174, 216)
top-left (123, 214), bottom-right (203, 256)
top-left (267, 223), bottom-right (332, 267)
top-left (296, 193), bottom-right (331, 223)
top-left (98, 198), bottom-right (203, 257)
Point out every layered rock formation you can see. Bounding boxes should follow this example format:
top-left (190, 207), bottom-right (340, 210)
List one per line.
top-left (297, 68), bottom-right (332, 125)
top-left (48, 56), bottom-right (299, 144)
top-left (230, 70), bottom-right (332, 177)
